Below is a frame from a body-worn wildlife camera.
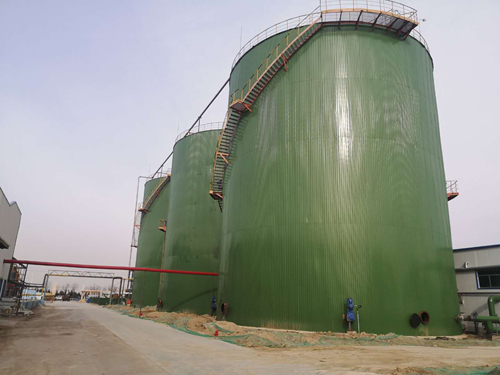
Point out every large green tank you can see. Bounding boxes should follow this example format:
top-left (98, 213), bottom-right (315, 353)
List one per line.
top-left (132, 177), bottom-right (171, 307)
top-left (218, 24), bottom-right (461, 335)
top-left (159, 130), bottom-right (221, 314)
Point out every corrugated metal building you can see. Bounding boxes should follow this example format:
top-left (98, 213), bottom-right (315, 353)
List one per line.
top-left (454, 244), bottom-right (500, 333)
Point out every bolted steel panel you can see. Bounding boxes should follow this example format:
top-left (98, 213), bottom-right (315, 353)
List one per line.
top-left (159, 130), bottom-right (222, 314)
top-left (218, 25), bottom-right (461, 335)
top-left (132, 177), bottom-right (171, 307)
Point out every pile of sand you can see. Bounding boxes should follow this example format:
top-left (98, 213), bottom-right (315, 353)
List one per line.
top-left (104, 305), bottom-right (499, 349)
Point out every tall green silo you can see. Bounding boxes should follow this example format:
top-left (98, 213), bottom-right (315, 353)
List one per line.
top-left (159, 130), bottom-right (221, 314)
top-left (217, 7), bottom-right (461, 335)
top-left (132, 177), bottom-right (171, 307)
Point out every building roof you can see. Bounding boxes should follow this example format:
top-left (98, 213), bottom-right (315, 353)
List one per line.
top-left (453, 244), bottom-right (500, 253)
top-left (0, 187), bottom-right (22, 215)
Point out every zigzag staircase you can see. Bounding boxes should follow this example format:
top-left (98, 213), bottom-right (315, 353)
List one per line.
top-left (139, 174), bottom-right (171, 214)
top-left (209, 12), bottom-right (323, 210)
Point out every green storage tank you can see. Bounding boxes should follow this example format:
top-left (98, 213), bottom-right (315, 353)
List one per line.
top-left (132, 177), bottom-right (171, 307)
top-left (217, 10), bottom-right (461, 335)
top-left (159, 129), bottom-right (222, 314)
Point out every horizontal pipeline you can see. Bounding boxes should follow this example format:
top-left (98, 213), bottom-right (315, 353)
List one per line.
top-left (3, 259), bottom-right (218, 277)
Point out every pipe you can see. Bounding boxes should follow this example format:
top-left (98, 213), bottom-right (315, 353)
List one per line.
top-left (485, 295), bottom-right (500, 334)
top-left (118, 278), bottom-right (123, 305)
top-left (3, 259), bottom-right (219, 277)
top-left (151, 78), bottom-right (230, 178)
top-left (0, 279), bottom-right (5, 300)
top-left (488, 295), bottom-right (500, 317)
top-left (458, 295), bottom-right (500, 334)
top-left (42, 274), bottom-right (49, 301)
top-left (109, 278), bottom-right (114, 306)
top-left (475, 316), bottom-right (500, 334)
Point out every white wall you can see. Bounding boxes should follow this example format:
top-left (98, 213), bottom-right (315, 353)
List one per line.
top-left (0, 187), bottom-right (22, 282)
top-left (453, 246), bottom-right (500, 333)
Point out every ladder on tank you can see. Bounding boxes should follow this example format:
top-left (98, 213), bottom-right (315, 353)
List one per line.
top-left (209, 12), bottom-right (323, 210)
top-left (139, 174), bottom-right (171, 214)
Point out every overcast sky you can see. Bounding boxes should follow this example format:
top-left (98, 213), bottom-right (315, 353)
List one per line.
top-left (1, 0), bottom-right (499, 290)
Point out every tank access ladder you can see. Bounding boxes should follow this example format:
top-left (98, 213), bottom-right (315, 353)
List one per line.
top-left (139, 174), bottom-right (171, 214)
top-left (209, 13), bottom-right (323, 210)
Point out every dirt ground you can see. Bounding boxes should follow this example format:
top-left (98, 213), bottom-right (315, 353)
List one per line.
top-left (109, 304), bottom-right (500, 350)
top-left (1, 302), bottom-right (499, 375)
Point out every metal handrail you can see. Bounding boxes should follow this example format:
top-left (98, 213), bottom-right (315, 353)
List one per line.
top-left (446, 180), bottom-right (458, 194)
top-left (138, 172), bottom-right (172, 212)
top-left (158, 219), bottom-right (167, 231)
top-left (231, 0), bottom-right (426, 70)
top-left (320, 0), bottom-right (418, 22)
top-left (232, 11), bottom-right (321, 69)
top-left (408, 28), bottom-right (429, 53)
top-left (230, 7), bottom-right (321, 105)
top-left (175, 122), bottom-right (224, 143)
top-left (152, 169), bottom-right (171, 179)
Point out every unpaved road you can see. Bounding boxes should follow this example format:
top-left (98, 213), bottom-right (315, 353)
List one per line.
top-left (0, 302), bottom-right (499, 375)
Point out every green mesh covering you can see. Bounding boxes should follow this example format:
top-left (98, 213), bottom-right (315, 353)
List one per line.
top-left (107, 306), bottom-right (500, 351)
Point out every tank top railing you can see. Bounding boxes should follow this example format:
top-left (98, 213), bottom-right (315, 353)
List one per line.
top-left (233, 0), bottom-right (421, 70)
top-left (230, 7), bottom-right (321, 106)
top-left (175, 122), bottom-right (224, 144)
top-left (213, 1), bottom-right (429, 210)
top-left (232, 12), bottom-right (321, 69)
top-left (139, 171), bottom-right (172, 213)
top-left (320, 0), bottom-right (418, 22)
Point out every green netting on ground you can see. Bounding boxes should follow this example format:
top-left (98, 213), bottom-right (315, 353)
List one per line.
top-left (421, 366), bottom-right (500, 375)
top-left (104, 305), bottom-right (500, 350)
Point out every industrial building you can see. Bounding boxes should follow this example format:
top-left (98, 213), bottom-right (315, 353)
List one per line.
top-left (130, 0), bottom-right (475, 336)
top-left (454, 244), bottom-right (500, 334)
top-left (0, 187), bottom-right (22, 298)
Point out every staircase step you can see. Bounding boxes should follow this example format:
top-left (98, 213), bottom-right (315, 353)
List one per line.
top-left (212, 18), bottom-right (321, 209)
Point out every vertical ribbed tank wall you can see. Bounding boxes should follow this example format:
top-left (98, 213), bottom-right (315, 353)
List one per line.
top-left (219, 26), bottom-right (461, 335)
top-left (132, 177), bottom-right (171, 307)
top-left (159, 130), bottom-right (221, 314)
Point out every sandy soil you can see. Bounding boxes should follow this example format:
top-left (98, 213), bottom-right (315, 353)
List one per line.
top-left (1, 302), bottom-right (499, 375)
top-left (108, 304), bottom-right (500, 350)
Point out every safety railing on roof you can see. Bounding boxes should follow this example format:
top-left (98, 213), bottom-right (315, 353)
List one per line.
top-left (232, 12), bottom-right (322, 69)
top-left (408, 29), bottom-right (429, 53)
top-left (232, 0), bottom-right (427, 72)
top-left (175, 122), bottom-right (224, 143)
top-left (230, 7), bottom-right (321, 106)
top-left (319, 1), bottom-right (428, 53)
top-left (138, 171), bottom-right (173, 213)
top-left (320, 0), bottom-right (417, 22)
top-left (153, 168), bottom-right (172, 179)
top-left (230, 2), bottom-right (429, 106)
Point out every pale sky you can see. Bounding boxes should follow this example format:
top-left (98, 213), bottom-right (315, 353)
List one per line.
top-left (1, 0), bottom-right (499, 290)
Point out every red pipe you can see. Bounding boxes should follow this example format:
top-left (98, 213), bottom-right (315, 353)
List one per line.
top-left (3, 259), bottom-right (218, 276)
